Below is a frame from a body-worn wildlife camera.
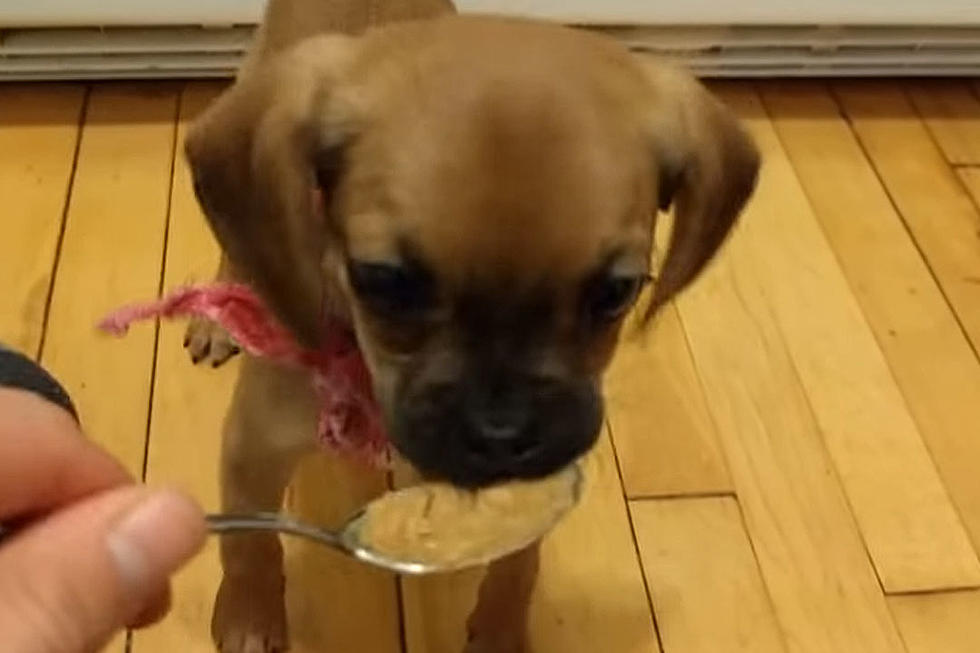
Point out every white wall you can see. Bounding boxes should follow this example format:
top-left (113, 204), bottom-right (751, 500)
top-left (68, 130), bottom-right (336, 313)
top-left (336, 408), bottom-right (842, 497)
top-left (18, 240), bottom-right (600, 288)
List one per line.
top-left (461, 0), bottom-right (980, 25)
top-left (2, 0), bottom-right (978, 27)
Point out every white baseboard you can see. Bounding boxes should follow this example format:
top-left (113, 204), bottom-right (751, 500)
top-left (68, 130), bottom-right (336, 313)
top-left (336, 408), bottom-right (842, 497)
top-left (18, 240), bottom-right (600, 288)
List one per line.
top-left (2, 24), bottom-right (980, 80)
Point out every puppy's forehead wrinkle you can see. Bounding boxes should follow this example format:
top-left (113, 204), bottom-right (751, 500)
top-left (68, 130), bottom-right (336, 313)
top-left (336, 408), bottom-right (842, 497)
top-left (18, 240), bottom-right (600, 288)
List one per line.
top-left (336, 17), bottom-right (661, 291)
top-left (393, 123), bottom-right (638, 286)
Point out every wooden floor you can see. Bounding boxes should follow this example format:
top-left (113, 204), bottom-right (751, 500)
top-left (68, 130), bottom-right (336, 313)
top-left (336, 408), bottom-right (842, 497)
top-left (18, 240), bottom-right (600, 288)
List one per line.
top-left (3, 79), bottom-right (980, 653)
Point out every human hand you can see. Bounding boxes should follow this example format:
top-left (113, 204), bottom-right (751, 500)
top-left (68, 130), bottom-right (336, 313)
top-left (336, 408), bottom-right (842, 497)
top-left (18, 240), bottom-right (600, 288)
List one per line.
top-left (0, 388), bottom-right (206, 653)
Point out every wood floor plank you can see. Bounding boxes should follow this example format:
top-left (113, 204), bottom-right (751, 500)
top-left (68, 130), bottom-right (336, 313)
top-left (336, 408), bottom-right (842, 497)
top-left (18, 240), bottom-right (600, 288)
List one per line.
top-left (834, 82), bottom-right (980, 353)
top-left (398, 457), bottom-right (484, 653)
top-left (889, 590), bottom-right (980, 653)
top-left (133, 82), bottom-right (403, 653)
top-left (0, 84), bottom-right (84, 354)
top-left (674, 84), bottom-right (906, 652)
top-left (131, 82), bottom-right (237, 653)
top-left (35, 83), bottom-right (178, 653)
top-left (761, 81), bottom-right (980, 590)
top-left (283, 454), bottom-right (403, 653)
top-left (401, 567), bottom-right (483, 653)
top-left (40, 83), bottom-right (177, 475)
top-left (606, 302), bottom-right (732, 498)
top-left (960, 167), bottom-right (980, 209)
top-left (722, 83), bottom-right (979, 593)
top-left (630, 497), bottom-right (787, 653)
top-left (18, 76), bottom-right (980, 652)
top-left (529, 430), bottom-right (661, 653)
top-left (401, 430), bottom-right (662, 653)
top-left (906, 81), bottom-right (980, 166)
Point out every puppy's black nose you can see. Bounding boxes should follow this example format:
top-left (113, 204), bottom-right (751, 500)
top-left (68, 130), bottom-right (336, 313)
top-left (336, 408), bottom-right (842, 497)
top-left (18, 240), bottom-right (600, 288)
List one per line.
top-left (478, 413), bottom-right (524, 442)
top-left (471, 404), bottom-right (529, 445)
top-left (463, 383), bottom-right (538, 460)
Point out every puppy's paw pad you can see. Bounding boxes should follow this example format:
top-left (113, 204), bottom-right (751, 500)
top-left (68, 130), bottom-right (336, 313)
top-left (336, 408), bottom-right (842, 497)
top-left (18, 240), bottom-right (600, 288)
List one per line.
top-left (212, 575), bottom-right (288, 653)
top-left (218, 635), bottom-right (284, 653)
top-left (184, 316), bottom-right (240, 367)
top-left (464, 636), bottom-right (527, 653)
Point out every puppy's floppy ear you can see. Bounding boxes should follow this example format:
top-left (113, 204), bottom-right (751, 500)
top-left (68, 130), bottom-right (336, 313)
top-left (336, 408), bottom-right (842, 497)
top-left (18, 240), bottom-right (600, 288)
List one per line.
top-left (184, 36), bottom-right (358, 347)
top-left (636, 61), bottom-right (760, 316)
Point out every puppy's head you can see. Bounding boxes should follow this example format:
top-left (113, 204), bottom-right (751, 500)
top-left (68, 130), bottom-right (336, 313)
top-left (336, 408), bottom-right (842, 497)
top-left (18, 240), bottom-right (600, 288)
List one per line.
top-left (186, 17), bottom-right (759, 487)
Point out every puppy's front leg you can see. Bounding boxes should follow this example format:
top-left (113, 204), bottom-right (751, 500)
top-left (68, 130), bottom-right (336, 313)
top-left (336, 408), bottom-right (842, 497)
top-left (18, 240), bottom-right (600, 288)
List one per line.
top-left (465, 543), bottom-right (541, 653)
top-left (212, 356), bottom-right (318, 653)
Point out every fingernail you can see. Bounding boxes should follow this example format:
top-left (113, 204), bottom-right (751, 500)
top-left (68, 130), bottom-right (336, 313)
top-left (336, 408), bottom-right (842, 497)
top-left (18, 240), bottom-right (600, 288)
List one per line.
top-left (107, 491), bottom-right (206, 594)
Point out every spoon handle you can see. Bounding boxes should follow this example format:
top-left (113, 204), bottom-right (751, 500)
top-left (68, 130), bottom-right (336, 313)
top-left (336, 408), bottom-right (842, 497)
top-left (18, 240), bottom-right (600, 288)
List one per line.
top-left (2, 515), bottom-right (350, 555)
top-left (206, 513), bottom-right (346, 553)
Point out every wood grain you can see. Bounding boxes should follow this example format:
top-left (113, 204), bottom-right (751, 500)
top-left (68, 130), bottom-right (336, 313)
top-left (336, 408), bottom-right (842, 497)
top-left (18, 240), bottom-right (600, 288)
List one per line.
top-left (761, 81), bottom-right (980, 590)
top-left (282, 452), bottom-right (403, 653)
top-left (0, 85), bottom-right (84, 354)
top-left (834, 82), bottom-right (980, 353)
top-left (401, 567), bottom-right (484, 653)
top-left (906, 81), bottom-right (980, 166)
top-left (132, 82), bottom-right (237, 653)
top-left (34, 83), bottom-right (177, 653)
top-left (631, 497), bottom-right (787, 653)
top-left (889, 590), bottom-right (980, 653)
top-left (529, 430), bottom-right (662, 653)
top-left (675, 84), bottom-right (906, 652)
top-left (960, 167), bottom-right (980, 209)
top-left (133, 82), bottom-right (403, 653)
top-left (40, 83), bottom-right (178, 475)
top-left (398, 457), bottom-right (484, 653)
top-left (606, 302), bottom-right (732, 498)
top-left (729, 84), bottom-right (978, 593)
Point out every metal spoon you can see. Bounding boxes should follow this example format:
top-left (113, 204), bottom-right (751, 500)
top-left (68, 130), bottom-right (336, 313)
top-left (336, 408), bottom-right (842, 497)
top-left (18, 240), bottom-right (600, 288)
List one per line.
top-left (207, 464), bottom-right (584, 575)
top-left (0, 466), bottom-right (583, 575)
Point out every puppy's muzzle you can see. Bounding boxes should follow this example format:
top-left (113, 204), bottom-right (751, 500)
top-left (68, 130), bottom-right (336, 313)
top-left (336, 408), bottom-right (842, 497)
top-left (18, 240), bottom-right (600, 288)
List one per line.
top-left (392, 374), bottom-right (603, 488)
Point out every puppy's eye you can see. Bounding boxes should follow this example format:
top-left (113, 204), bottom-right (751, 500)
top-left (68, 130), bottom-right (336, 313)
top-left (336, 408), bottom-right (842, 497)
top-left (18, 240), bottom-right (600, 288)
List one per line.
top-left (585, 274), bottom-right (647, 322)
top-left (347, 261), bottom-right (434, 317)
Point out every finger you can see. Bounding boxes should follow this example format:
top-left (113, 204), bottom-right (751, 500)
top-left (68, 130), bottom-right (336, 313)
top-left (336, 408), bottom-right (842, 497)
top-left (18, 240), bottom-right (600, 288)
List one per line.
top-left (0, 389), bottom-right (131, 519)
top-left (0, 487), bottom-right (205, 653)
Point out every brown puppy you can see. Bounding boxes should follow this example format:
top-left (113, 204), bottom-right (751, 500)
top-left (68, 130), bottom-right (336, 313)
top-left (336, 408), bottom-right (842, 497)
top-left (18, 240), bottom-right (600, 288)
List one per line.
top-left (184, 2), bottom-right (759, 652)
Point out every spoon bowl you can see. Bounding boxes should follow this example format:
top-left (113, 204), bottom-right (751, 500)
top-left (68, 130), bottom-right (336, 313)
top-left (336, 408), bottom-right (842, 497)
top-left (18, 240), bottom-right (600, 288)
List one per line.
top-left (207, 464), bottom-right (583, 574)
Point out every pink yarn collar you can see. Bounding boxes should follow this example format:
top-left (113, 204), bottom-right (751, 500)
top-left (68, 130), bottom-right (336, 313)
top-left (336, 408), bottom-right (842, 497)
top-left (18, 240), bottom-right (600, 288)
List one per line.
top-left (98, 283), bottom-right (390, 467)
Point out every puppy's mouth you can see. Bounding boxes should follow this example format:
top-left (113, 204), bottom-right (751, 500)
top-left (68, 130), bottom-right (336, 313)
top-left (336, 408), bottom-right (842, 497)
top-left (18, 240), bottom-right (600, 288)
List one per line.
top-left (387, 379), bottom-right (603, 488)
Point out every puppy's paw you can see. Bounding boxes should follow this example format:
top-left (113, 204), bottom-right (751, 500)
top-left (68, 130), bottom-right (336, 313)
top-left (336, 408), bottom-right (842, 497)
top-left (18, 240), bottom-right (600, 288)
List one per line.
top-left (464, 633), bottom-right (528, 653)
top-left (212, 573), bottom-right (288, 653)
top-left (184, 316), bottom-right (240, 367)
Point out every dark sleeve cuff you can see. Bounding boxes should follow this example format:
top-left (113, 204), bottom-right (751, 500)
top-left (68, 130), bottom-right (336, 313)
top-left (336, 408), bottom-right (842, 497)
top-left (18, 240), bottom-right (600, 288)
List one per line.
top-left (0, 344), bottom-right (78, 421)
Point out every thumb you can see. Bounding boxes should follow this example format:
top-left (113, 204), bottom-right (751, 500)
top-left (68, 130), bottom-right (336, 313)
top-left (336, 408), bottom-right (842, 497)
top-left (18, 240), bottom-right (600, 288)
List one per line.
top-left (0, 487), bottom-right (206, 653)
